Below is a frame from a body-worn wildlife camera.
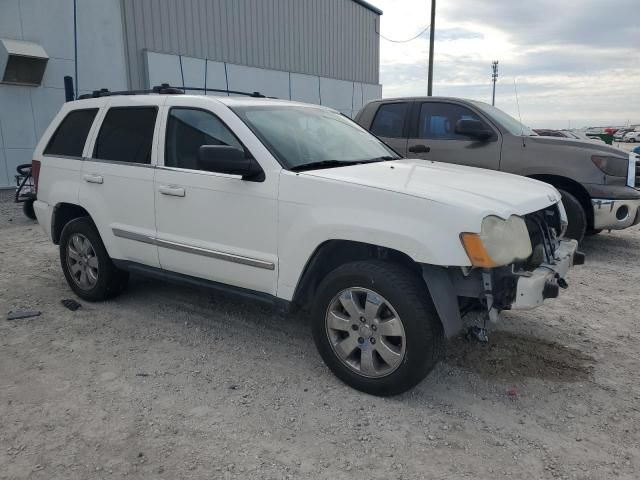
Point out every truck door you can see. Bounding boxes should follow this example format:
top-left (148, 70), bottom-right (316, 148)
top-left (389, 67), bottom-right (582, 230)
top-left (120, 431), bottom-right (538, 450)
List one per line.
top-left (368, 101), bottom-right (410, 156)
top-left (406, 101), bottom-right (501, 170)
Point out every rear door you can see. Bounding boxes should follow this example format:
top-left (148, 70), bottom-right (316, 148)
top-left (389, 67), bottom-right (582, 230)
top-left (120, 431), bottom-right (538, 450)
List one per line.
top-left (368, 101), bottom-right (410, 155)
top-left (406, 101), bottom-right (502, 170)
top-left (79, 97), bottom-right (162, 267)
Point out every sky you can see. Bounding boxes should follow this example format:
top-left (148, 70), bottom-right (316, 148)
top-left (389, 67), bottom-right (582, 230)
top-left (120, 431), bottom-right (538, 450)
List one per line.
top-left (373, 0), bottom-right (640, 130)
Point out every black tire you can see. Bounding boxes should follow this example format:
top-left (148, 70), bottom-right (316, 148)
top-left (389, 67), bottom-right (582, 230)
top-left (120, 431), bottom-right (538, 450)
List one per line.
top-left (59, 217), bottom-right (129, 301)
top-left (22, 200), bottom-right (36, 220)
top-left (558, 189), bottom-right (587, 243)
top-left (311, 260), bottom-right (444, 396)
top-left (586, 228), bottom-right (602, 236)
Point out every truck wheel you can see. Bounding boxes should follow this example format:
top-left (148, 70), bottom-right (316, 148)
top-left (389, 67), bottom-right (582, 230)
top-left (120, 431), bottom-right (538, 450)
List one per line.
top-left (586, 228), bottom-right (602, 236)
top-left (311, 260), bottom-right (444, 396)
top-left (22, 200), bottom-right (36, 220)
top-left (59, 217), bottom-right (129, 301)
top-left (558, 189), bottom-right (586, 243)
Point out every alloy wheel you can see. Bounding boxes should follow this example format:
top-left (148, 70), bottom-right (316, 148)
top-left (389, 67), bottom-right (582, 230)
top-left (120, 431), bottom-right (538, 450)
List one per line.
top-left (66, 233), bottom-right (99, 290)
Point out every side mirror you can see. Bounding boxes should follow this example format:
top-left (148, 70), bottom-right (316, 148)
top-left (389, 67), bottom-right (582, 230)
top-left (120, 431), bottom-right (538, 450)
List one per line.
top-left (197, 145), bottom-right (264, 181)
top-left (455, 119), bottom-right (493, 141)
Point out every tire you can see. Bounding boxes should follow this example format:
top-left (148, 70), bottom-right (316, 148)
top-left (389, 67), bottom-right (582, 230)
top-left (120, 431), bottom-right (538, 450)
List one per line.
top-left (311, 260), bottom-right (444, 396)
top-left (22, 200), bottom-right (36, 220)
top-left (558, 189), bottom-right (587, 243)
top-left (59, 217), bottom-right (129, 301)
top-left (586, 228), bottom-right (602, 236)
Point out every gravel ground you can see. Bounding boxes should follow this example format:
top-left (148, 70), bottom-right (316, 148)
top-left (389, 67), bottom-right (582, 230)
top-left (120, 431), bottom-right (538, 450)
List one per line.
top-left (1, 190), bottom-right (639, 480)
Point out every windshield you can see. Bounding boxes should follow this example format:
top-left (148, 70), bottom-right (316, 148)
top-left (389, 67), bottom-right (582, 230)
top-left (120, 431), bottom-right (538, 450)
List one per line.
top-left (232, 106), bottom-right (399, 169)
top-left (469, 100), bottom-right (535, 136)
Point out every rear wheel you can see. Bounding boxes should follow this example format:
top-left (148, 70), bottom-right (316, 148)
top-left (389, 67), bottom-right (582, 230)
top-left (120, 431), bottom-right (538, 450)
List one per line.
top-left (311, 260), bottom-right (444, 396)
top-left (558, 189), bottom-right (587, 243)
top-left (59, 217), bottom-right (128, 301)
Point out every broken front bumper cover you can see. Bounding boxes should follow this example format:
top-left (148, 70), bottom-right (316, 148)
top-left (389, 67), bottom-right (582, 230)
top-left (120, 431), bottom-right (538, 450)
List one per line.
top-left (511, 239), bottom-right (580, 309)
top-left (421, 239), bottom-right (583, 337)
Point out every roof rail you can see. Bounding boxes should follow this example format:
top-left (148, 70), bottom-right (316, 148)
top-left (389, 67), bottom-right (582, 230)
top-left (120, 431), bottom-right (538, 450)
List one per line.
top-left (77, 83), bottom-right (272, 99)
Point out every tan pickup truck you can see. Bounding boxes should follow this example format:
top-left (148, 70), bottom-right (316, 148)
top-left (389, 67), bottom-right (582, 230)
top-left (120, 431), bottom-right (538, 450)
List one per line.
top-left (356, 97), bottom-right (640, 241)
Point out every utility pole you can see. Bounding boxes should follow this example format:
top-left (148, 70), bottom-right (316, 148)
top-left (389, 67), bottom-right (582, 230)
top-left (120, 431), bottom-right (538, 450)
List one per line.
top-left (427, 0), bottom-right (436, 96)
top-left (491, 60), bottom-right (499, 106)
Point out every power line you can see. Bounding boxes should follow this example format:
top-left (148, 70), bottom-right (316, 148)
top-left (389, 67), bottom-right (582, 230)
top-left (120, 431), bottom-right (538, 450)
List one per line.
top-left (377, 24), bottom-right (431, 43)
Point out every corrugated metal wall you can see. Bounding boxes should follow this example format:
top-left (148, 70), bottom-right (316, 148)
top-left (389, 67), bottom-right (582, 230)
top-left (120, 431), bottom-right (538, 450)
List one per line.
top-left (121, 0), bottom-right (380, 89)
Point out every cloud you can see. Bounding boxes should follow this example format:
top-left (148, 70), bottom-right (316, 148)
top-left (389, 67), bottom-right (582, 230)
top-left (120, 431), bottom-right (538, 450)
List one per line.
top-left (373, 0), bottom-right (640, 128)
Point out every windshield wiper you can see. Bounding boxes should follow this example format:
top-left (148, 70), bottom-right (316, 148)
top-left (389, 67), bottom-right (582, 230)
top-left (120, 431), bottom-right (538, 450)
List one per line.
top-left (290, 157), bottom-right (398, 172)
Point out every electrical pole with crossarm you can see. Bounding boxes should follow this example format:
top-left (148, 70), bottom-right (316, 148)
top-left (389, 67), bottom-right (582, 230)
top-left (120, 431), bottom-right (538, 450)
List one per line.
top-left (491, 60), bottom-right (499, 106)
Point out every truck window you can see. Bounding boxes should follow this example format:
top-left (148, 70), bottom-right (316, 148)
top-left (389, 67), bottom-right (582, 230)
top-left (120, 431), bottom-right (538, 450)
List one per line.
top-left (165, 108), bottom-right (243, 170)
top-left (418, 103), bottom-right (485, 140)
top-left (370, 103), bottom-right (408, 138)
top-left (44, 109), bottom-right (98, 158)
top-left (93, 107), bottom-right (157, 164)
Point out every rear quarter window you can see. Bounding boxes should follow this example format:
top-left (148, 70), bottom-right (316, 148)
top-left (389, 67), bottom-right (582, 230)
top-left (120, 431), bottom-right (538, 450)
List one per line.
top-left (370, 103), bottom-right (408, 139)
top-left (44, 109), bottom-right (98, 157)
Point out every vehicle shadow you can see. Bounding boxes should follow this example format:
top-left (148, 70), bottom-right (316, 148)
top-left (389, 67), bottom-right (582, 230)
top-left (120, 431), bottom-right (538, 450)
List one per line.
top-left (445, 330), bottom-right (595, 382)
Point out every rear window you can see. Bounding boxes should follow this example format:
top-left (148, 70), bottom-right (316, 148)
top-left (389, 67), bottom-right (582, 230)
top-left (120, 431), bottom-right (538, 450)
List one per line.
top-left (93, 107), bottom-right (157, 164)
top-left (370, 103), bottom-right (408, 139)
top-left (44, 109), bottom-right (98, 157)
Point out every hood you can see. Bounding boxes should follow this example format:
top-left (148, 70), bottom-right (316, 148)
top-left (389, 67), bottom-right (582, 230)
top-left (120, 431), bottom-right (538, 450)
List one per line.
top-left (301, 159), bottom-right (561, 219)
top-left (525, 135), bottom-right (628, 157)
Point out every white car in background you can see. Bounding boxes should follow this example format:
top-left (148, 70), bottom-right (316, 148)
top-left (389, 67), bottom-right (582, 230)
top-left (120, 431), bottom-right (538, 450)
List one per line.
top-left (623, 131), bottom-right (640, 143)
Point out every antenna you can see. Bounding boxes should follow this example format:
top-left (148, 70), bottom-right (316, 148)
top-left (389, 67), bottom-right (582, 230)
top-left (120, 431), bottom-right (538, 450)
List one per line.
top-left (513, 78), bottom-right (525, 146)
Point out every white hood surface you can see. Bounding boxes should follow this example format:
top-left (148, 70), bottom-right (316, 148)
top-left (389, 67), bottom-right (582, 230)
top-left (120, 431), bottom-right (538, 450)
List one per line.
top-left (302, 159), bottom-right (561, 219)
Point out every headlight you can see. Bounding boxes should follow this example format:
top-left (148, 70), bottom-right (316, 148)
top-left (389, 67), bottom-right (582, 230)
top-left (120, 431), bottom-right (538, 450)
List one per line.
top-left (460, 215), bottom-right (532, 267)
top-left (591, 155), bottom-right (628, 177)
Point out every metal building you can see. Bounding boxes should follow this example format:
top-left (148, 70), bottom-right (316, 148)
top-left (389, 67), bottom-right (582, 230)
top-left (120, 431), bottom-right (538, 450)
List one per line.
top-left (0, 0), bottom-right (383, 188)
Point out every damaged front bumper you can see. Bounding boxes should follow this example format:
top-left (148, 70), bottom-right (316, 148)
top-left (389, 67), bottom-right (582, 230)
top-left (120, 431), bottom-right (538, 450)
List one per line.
top-left (512, 239), bottom-right (581, 309)
top-left (421, 239), bottom-right (584, 338)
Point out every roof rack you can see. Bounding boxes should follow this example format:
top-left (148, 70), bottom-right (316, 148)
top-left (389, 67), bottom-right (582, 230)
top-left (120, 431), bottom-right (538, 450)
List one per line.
top-left (77, 83), bottom-right (272, 100)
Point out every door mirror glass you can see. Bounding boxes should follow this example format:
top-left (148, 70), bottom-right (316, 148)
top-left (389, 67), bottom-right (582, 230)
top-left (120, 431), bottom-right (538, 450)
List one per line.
top-left (197, 145), bottom-right (264, 181)
top-left (455, 119), bottom-right (493, 141)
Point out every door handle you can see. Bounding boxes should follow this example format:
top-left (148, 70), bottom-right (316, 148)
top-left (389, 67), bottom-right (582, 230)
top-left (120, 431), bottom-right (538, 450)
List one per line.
top-left (159, 185), bottom-right (186, 197)
top-left (408, 144), bottom-right (430, 154)
top-left (83, 174), bottom-right (103, 184)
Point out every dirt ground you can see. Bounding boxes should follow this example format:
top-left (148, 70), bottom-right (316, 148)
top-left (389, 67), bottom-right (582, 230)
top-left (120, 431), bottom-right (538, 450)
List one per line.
top-left (1, 191), bottom-right (639, 480)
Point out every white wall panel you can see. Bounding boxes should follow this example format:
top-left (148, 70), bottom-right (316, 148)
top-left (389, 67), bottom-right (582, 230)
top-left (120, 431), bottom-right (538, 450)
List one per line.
top-left (145, 51), bottom-right (183, 88)
top-left (0, 87), bottom-right (36, 149)
top-left (290, 73), bottom-right (320, 104)
top-left (181, 56), bottom-right (206, 88)
top-left (4, 148), bottom-right (33, 180)
top-left (41, 58), bottom-right (75, 89)
top-left (0, 141), bottom-right (8, 188)
top-left (30, 88), bottom-right (65, 139)
top-left (226, 64), bottom-right (289, 99)
top-left (362, 83), bottom-right (383, 104)
top-left (0, 0), bottom-right (22, 39)
top-left (320, 77), bottom-right (355, 116)
top-left (205, 60), bottom-right (229, 93)
top-left (19, 0), bottom-right (74, 60)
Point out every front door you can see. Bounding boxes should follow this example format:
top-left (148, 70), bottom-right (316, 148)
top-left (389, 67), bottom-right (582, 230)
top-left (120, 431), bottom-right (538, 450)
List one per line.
top-left (406, 101), bottom-right (502, 170)
top-left (153, 100), bottom-right (278, 295)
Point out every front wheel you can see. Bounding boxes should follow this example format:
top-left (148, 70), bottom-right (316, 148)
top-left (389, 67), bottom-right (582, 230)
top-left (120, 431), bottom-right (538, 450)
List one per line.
top-left (558, 189), bottom-right (587, 243)
top-left (59, 217), bottom-right (129, 301)
top-left (311, 260), bottom-right (444, 396)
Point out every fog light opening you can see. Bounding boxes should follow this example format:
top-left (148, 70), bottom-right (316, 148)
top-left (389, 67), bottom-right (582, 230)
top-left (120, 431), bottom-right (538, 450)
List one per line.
top-left (616, 205), bottom-right (629, 221)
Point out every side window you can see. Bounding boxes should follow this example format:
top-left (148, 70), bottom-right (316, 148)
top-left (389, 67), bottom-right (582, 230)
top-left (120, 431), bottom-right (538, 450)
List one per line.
top-left (418, 103), bottom-right (486, 140)
top-left (93, 107), bottom-right (157, 164)
top-left (44, 109), bottom-right (98, 157)
top-left (165, 108), bottom-right (244, 170)
top-left (370, 103), bottom-right (408, 138)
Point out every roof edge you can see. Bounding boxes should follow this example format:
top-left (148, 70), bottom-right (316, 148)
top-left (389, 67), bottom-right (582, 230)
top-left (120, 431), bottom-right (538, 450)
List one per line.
top-left (351, 0), bottom-right (383, 15)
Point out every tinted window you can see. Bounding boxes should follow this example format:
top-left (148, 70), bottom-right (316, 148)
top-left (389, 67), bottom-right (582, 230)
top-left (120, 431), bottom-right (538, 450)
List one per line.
top-left (370, 103), bottom-right (408, 138)
top-left (44, 109), bottom-right (98, 157)
top-left (418, 103), bottom-right (486, 140)
top-left (165, 108), bottom-right (243, 170)
top-left (94, 107), bottom-right (157, 164)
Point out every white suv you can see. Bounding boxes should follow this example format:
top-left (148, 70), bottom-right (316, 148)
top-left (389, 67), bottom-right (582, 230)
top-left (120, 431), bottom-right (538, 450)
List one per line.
top-left (31, 88), bottom-right (582, 395)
